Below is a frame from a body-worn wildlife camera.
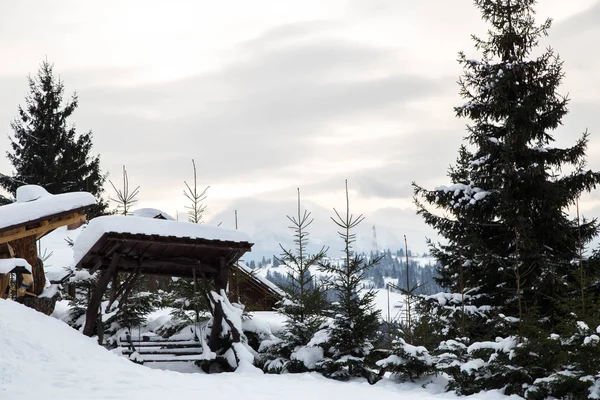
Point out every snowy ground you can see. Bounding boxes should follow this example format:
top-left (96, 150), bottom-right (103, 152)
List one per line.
top-left (0, 299), bottom-right (522, 400)
top-left (373, 288), bottom-right (409, 323)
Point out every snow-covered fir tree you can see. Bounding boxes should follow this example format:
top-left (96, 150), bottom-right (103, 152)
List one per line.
top-left (0, 60), bottom-right (107, 215)
top-left (162, 276), bottom-right (210, 337)
top-left (413, 0), bottom-right (600, 397)
top-left (316, 181), bottom-right (381, 382)
top-left (260, 189), bottom-right (328, 373)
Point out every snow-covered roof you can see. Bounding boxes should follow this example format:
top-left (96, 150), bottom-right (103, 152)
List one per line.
top-left (238, 262), bottom-right (285, 297)
top-left (73, 215), bottom-right (252, 264)
top-left (0, 185), bottom-right (95, 232)
top-left (0, 258), bottom-right (32, 274)
top-left (131, 208), bottom-right (175, 221)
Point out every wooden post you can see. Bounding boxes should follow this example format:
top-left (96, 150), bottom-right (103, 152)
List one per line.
top-left (0, 274), bottom-right (8, 299)
top-left (0, 244), bottom-right (13, 299)
top-left (208, 257), bottom-right (230, 351)
top-left (83, 253), bottom-right (120, 337)
top-left (11, 237), bottom-right (43, 295)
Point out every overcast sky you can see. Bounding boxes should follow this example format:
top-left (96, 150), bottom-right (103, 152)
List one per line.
top-left (1, 1), bottom-right (600, 253)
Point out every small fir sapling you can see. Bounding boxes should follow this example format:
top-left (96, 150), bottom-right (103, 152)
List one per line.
top-left (260, 188), bottom-right (328, 373)
top-left (316, 180), bottom-right (381, 382)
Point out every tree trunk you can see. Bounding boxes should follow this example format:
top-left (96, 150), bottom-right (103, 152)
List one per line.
top-left (11, 237), bottom-right (44, 295)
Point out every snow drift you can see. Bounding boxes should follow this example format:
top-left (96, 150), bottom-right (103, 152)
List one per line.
top-left (0, 299), bottom-right (520, 400)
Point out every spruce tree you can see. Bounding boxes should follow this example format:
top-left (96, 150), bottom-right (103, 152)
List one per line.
top-left (413, 0), bottom-right (600, 396)
top-left (0, 60), bottom-right (107, 216)
top-left (260, 189), bottom-right (328, 373)
top-left (317, 180), bottom-right (381, 381)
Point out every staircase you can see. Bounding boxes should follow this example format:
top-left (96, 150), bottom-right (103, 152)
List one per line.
top-left (117, 333), bottom-right (209, 363)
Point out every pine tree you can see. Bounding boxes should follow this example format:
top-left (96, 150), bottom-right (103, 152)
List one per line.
top-left (0, 60), bottom-right (107, 216)
top-left (260, 189), bottom-right (328, 373)
top-left (413, 0), bottom-right (600, 396)
top-left (184, 159), bottom-right (209, 223)
top-left (317, 180), bottom-right (381, 381)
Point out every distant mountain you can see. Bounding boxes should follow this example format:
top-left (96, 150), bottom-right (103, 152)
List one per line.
top-left (249, 249), bottom-right (444, 296)
top-left (208, 197), bottom-right (439, 261)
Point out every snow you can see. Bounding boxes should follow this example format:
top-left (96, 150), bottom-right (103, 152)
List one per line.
top-left (16, 184), bottom-right (52, 202)
top-left (0, 258), bottom-right (32, 274)
top-left (0, 187), bottom-right (95, 231)
top-left (423, 292), bottom-right (464, 306)
top-left (73, 215), bottom-right (252, 264)
top-left (307, 329), bottom-right (330, 347)
top-left (532, 145), bottom-right (554, 153)
top-left (39, 225), bottom-right (87, 283)
top-left (469, 155), bottom-right (490, 167)
top-left (244, 311), bottom-right (285, 335)
top-left (377, 354), bottom-right (405, 368)
top-left (39, 284), bottom-right (60, 299)
top-left (433, 183), bottom-right (490, 206)
top-left (461, 359), bottom-right (486, 373)
top-left (0, 299), bottom-right (522, 400)
top-left (374, 288), bottom-right (408, 322)
top-left (584, 335), bottom-right (599, 345)
top-left (132, 208), bottom-right (175, 220)
top-left (291, 346), bottom-right (324, 369)
top-left (577, 320), bottom-right (590, 332)
top-left (467, 336), bottom-right (518, 354)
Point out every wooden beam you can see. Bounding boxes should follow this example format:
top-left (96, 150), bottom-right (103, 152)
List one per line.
top-left (102, 236), bottom-right (252, 252)
top-left (85, 257), bottom-right (220, 278)
top-left (0, 213), bottom-right (87, 244)
top-left (115, 256), bottom-right (220, 274)
top-left (83, 253), bottom-right (120, 337)
top-left (89, 258), bottom-right (103, 275)
top-left (216, 256), bottom-right (229, 292)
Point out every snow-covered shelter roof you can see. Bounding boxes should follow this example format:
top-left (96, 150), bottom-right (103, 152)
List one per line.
top-left (0, 185), bottom-right (95, 244)
top-left (72, 216), bottom-right (253, 278)
top-left (0, 258), bottom-right (32, 274)
top-left (131, 208), bottom-right (174, 221)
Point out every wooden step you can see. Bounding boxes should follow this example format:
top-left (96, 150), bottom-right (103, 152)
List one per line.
top-left (118, 340), bottom-right (200, 348)
top-left (119, 336), bottom-right (196, 343)
top-left (133, 353), bottom-right (210, 362)
top-left (122, 348), bottom-right (204, 355)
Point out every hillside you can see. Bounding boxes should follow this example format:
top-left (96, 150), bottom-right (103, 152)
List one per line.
top-left (252, 251), bottom-right (443, 296)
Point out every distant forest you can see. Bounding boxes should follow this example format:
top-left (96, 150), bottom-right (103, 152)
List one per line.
top-left (246, 248), bottom-right (444, 295)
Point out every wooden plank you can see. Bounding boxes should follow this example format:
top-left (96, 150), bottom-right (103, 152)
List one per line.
top-left (118, 336), bottom-right (198, 343)
top-left (104, 235), bottom-right (252, 252)
top-left (36, 213), bottom-right (86, 240)
top-left (133, 354), bottom-right (209, 362)
top-left (0, 213), bottom-right (86, 244)
top-left (0, 205), bottom-right (91, 235)
top-left (122, 348), bottom-right (204, 355)
top-left (118, 341), bottom-right (201, 347)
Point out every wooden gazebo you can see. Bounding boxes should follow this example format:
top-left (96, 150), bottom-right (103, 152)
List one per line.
top-left (71, 216), bottom-right (260, 345)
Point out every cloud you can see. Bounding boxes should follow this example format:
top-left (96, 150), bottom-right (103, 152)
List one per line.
top-left (553, 1), bottom-right (600, 36)
top-left (56, 29), bottom-right (454, 204)
top-left (2, 1), bottom-right (599, 254)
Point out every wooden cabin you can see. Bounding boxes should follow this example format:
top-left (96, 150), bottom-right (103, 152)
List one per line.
top-left (0, 185), bottom-right (95, 314)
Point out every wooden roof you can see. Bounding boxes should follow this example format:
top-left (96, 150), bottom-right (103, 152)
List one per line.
top-left (73, 231), bottom-right (254, 278)
top-left (0, 207), bottom-right (89, 245)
